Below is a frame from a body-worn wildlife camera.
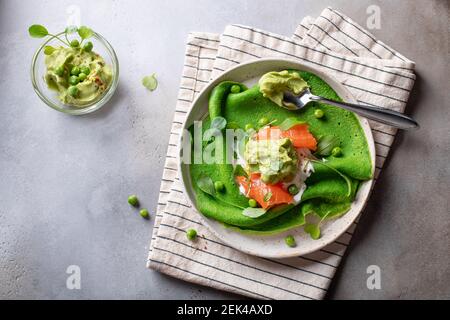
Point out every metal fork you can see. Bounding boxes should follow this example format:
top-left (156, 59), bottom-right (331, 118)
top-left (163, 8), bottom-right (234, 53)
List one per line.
top-left (283, 88), bottom-right (419, 130)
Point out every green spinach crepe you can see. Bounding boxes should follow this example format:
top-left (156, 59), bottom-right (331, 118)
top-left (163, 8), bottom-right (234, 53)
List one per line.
top-left (189, 70), bottom-right (373, 238)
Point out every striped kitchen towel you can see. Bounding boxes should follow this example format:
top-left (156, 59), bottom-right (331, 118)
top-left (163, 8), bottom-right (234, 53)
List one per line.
top-left (147, 7), bottom-right (416, 300)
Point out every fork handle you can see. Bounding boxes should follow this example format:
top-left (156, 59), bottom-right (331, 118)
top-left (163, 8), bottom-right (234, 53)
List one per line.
top-left (311, 96), bottom-right (419, 130)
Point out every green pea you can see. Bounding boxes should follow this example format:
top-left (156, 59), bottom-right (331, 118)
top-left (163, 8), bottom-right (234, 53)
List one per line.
top-left (70, 66), bottom-right (80, 76)
top-left (80, 66), bottom-right (90, 75)
top-left (70, 39), bottom-right (80, 47)
top-left (214, 181), bottom-right (225, 192)
top-left (245, 123), bottom-right (254, 131)
top-left (258, 117), bottom-right (269, 127)
top-left (55, 66), bottom-right (64, 76)
top-left (285, 235), bottom-right (296, 247)
top-left (68, 75), bottom-right (79, 85)
top-left (314, 109), bottom-right (324, 119)
top-left (248, 199), bottom-right (257, 208)
top-left (83, 41), bottom-right (93, 52)
top-left (230, 85), bottom-right (241, 94)
top-left (186, 228), bottom-right (197, 241)
top-left (67, 86), bottom-right (78, 97)
top-left (127, 195), bottom-right (139, 207)
top-left (332, 146), bottom-right (342, 157)
top-left (288, 184), bottom-right (299, 195)
top-left (139, 209), bottom-right (150, 219)
top-left (78, 73), bottom-right (87, 81)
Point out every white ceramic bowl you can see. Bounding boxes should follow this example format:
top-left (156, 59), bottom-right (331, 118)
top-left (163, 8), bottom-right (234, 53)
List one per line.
top-left (179, 58), bottom-right (375, 258)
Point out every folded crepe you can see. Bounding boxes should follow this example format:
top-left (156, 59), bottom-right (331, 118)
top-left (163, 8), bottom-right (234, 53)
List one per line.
top-left (189, 71), bottom-right (373, 233)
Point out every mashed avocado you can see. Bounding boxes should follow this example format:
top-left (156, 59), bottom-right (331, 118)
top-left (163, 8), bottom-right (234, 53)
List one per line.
top-left (244, 137), bottom-right (298, 184)
top-left (44, 46), bottom-right (112, 106)
top-left (258, 70), bottom-right (308, 107)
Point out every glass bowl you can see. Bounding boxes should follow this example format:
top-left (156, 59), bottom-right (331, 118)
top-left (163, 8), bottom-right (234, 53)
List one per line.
top-left (31, 31), bottom-right (119, 115)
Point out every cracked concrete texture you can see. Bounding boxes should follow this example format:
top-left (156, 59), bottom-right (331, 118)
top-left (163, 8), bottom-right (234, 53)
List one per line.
top-left (0, 0), bottom-right (449, 299)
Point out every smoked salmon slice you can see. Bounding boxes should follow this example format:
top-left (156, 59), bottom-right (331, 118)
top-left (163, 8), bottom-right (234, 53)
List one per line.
top-left (236, 174), bottom-right (293, 209)
top-left (256, 124), bottom-right (317, 151)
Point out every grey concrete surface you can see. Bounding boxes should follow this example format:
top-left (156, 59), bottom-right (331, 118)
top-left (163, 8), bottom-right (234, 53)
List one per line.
top-left (0, 0), bottom-right (449, 300)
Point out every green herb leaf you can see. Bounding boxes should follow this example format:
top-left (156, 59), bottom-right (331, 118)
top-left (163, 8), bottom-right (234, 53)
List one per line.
top-left (28, 24), bottom-right (49, 38)
top-left (142, 73), bottom-right (158, 91)
top-left (78, 26), bottom-right (93, 39)
top-left (197, 176), bottom-right (216, 197)
top-left (233, 165), bottom-right (248, 178)
top-left (242, 207), bottom-right (267, 218)
top-left (278, 117), bottom-right (305, 130)
top-left (304, 223), bottom-right (321, 240)
top-left (43, 45), bottom-right (55, 55)
top-left (310, 159), bottom-right (352, 197)
top-left (211, 116), bottom-right (227, 131)
top-left (65, 25), bottom-right (78, 34)
top-left (315, 135), bottom-right (340, 156)
top-left (263, 192), bottom-right (273, 202)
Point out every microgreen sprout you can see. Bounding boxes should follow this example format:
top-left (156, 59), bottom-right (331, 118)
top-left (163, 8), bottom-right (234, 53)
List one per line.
top-left (28, 24), bottom-right (94, 55)
top-left (304, 211), bottom-right (331, 240)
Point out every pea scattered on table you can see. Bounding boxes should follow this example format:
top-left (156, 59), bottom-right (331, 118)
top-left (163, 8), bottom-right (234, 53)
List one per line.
top-left (186, 228), bottom-right (197, 241)
top-left (127, 195), bottom-right (139, 207)
top-left (139, 209), bottom-right (150, 219)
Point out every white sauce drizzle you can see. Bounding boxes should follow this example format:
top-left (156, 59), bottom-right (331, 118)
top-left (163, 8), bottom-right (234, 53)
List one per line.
top-left (281, 148), bottom-right (314, 204)
top-left (235, 142), bottom-right (314, 204)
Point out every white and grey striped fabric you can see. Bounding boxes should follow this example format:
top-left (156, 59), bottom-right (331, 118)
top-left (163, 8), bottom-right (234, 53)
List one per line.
top-left (147, 7), bottom-right (415, 300)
